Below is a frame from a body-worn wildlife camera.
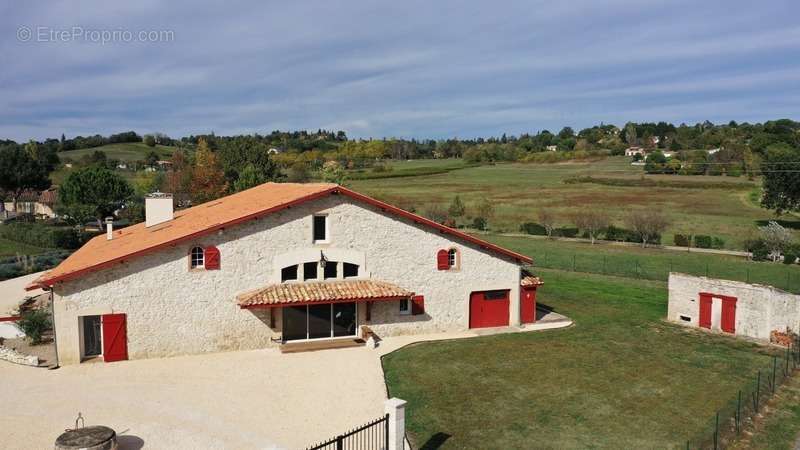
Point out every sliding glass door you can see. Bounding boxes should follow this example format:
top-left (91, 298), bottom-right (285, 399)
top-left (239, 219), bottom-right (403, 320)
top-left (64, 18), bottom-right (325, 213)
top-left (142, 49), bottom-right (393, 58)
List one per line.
top-left (282, 302), bottom-right (358, 341)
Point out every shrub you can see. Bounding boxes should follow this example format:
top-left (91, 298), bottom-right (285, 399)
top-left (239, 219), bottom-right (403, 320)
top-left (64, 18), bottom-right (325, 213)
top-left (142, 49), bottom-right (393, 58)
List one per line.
top-left (604, 225), bottom-right (637, 243)
top-left (674, 234), bottom-right (692, 247)
top-left (745, 238), bottom-right (770, 261)
top-left (694, 235), bottom-right (713, 249)
top-left (783, 253), bottom-right (796, 265)
top-left (711, 237), bottom-right (725, 249)
top-left (472, 217), bottom-right (487, 231)
top-left (519, 222), bottom-right (547, 235)
top-left (17, 309), bottom-right (51, 345)
top-left (555, 227), bottom-right (579, 238)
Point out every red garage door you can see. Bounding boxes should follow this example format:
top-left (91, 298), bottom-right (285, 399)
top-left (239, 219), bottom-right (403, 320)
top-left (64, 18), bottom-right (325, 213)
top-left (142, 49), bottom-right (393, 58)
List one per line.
top-left (469, 290), bottom-right (510, 329)
top-left (102, 313), bottom-right (128, 363)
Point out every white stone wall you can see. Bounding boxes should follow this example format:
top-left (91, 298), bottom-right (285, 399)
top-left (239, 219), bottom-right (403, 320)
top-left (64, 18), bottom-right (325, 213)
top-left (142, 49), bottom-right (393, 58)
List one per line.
top-left (667, 272), bottom-right (800, 341)
top-left (53, 194), bottom-right (522, 364)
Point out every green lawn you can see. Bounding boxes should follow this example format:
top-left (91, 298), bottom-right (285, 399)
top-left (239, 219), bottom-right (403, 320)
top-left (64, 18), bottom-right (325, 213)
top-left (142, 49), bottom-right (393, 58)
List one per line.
top-left (0, 237), bottom-right (50, 258)
top-left (732, 375), bottom-right (800, 450)
top-left (480, 234), bottom-right (800, 293)
top-left (348, 157), bottom-right (781, 249)
top-left (346, 158), bottom-right (473, 180)
top-left (383, 269), bottom-right (779, 449)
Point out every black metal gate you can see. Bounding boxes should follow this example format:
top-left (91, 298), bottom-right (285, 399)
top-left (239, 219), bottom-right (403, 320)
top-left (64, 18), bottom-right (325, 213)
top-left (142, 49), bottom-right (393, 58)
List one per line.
top-left (306, 414), bottom-right (389, 450)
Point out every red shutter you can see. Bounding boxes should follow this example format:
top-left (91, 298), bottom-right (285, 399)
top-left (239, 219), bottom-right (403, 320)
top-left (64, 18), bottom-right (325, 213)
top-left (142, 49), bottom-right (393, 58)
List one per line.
top-left (436, 249), bottom-right (449, 270)
top-left (102, 313), bottom-right (128, 363)
top-left (205, 246), bottom-right (220, 270)
top-left (721, 296), bottom-right (737, 333)
top-left (411, 295), bottom-right (425, 315)
top-left (698, 293), bottom-right (712, 329)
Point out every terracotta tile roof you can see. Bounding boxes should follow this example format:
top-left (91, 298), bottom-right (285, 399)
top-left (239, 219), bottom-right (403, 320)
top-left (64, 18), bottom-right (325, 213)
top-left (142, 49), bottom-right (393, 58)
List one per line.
top-left (35, 183), bottom-right (337, 287)
top-left (31, 182), bottom-right (532, 290)
top-left (521, 269), bottom-right (543, 287)
top-left (238, 279), bottom-right (413, 307)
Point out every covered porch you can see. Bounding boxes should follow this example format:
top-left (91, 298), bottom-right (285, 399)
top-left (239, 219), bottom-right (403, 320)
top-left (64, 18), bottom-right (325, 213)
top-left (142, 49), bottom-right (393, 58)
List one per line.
top-left (237, 279), bottom-right (414, 350)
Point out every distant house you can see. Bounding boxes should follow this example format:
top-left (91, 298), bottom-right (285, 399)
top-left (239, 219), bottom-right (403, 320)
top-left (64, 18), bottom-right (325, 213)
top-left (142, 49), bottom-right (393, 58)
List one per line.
top-left (2, 187), bottom-right (58, 218)
top-left (625, 146), bottom-right (646, 157)
top-left (708, 147), bottom-right (722, 155)
top-left (268, 147), bottom-right (284, 155)
top-left (662, 151), bottom-right (675, 158)
top-left (546, 145), bottom-right (558, 152)
top-left (117, 163), bottom-right (128, 170)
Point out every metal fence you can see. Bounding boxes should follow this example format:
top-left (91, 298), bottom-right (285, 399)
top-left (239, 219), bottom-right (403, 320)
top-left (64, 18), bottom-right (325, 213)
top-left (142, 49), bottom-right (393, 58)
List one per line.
top-left (684, 337), bottom-right (800, 449)
top-left (306, 414), bottom-right (389, 450)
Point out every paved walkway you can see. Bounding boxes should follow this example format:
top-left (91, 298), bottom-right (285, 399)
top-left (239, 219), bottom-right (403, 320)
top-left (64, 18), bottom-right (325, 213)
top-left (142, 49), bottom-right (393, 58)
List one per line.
top-left (0, 311), bottom-right (571, 450)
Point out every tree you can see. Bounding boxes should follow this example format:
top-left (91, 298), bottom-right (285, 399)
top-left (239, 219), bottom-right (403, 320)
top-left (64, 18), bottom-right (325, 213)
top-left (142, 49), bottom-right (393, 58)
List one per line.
top-left (145, 151), bottom-right (159, 168)
top-left (760, 144), bottom-right (800, 213)
top-left (165, 149), bottom-right (192, 206)
top-left (538, 210), bottom-right (556, 238)
top-left (58, 166), bottom-right (133, 227)
top-left (286, 161), bottom-right (310, 182)
top-left (644, 151), bottom-right (667, 174)
top-left (191, 138), bottom-right (228, 203)
top-left (759, 220), bottom-right (793, 262)
top-left (143, 134), bottom-right (157, 147)
top-left (232, 164), bottom-right (266, 192)
top-left (625, 210), bottom-right (670, 247)
top-left (0, 144), bottom-right (52, 212)
top-left (572, 211), bottom-right (610, 244)
top-left (448, 195), bottom-right (466, 219)
top-left (320, 160), bottom-right (347, 185)
top-left (473, 197), bottom-right (495, 227)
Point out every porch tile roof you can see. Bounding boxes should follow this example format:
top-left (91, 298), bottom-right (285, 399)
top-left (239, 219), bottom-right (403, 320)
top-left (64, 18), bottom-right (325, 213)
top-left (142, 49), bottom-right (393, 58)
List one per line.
top-left (237, 279), bottom-right (414, 308)
top-left (521, 269), bottom-right (543, 287)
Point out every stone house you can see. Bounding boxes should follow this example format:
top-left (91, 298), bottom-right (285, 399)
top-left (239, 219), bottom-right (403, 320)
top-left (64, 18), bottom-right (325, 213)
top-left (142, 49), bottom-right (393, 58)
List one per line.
top-left (667, 273), bottom-right (800, 342)
top-left (28, 183), bottom-right (541, 365)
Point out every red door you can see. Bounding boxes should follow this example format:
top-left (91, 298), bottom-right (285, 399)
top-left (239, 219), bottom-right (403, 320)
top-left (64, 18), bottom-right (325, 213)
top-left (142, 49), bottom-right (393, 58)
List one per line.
top-left (469, 290), bottom-right (510, 328)
top-left (520, 287), bottom-right (537, 324)
top-left (721, 296), bottom-right (737, 333)
top-left (102, 313), bottom-right (128, 362)
top-left (698, 293), bottom-right (712, 329)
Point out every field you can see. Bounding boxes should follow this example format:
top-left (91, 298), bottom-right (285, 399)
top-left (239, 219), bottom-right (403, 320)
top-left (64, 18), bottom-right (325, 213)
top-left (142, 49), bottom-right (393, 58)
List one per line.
top-left (480, 234), bottom-right (800, 293)
top-left (349, 157), bottom-right (781, 249)
top-left (383, 269), bottom-right (780, 449)
top-left (58, 142), bottom-right (177, 162)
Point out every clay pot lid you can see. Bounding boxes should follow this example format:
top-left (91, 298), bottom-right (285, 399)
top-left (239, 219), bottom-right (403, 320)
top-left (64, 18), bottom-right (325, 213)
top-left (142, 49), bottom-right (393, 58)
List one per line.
top-left (55, 426), bottom-right (115, 447)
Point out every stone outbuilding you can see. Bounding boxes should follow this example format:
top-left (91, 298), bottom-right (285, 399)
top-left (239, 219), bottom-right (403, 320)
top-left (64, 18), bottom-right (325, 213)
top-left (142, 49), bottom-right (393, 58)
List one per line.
top-left (667, 272), bottom-right (800, 342)
top-left (28, 183), bottom-right (541, 365)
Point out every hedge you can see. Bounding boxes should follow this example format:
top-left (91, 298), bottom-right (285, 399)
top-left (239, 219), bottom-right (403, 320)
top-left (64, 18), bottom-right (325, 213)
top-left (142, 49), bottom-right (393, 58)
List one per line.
top-left (519, 222), bottom-right (548, 236)
top-left (674, 234), bottom-right (692, 247)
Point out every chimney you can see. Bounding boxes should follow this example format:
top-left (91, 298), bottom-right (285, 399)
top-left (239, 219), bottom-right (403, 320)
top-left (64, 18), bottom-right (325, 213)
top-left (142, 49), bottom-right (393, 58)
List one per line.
top-left (106, 217), bottom-right (114, 240)
top-left (145, 192), bottom-right (174, 228)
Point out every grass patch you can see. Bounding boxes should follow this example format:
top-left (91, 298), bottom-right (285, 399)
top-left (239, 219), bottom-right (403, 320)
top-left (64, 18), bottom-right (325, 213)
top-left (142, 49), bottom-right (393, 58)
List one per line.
top-left (346, 159), bottom-right (474, 180)
top-left (479, 234), bottom-right (800, 293)
top-left (349, 156), bottom-right (779, 249)
top-left (58, 142), bottom-right (178, 162)
top-left (732, 374), bottom-right (800, 450)
top-left (383, 269), bottom-right (778, 449)
top-left (0, 237), bottom-right (50, 257)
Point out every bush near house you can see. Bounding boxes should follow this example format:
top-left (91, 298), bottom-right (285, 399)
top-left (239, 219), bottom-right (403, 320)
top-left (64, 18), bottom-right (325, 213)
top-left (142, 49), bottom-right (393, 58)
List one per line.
top-left (17, 309), bottom-right (52, 345)
top-left (784, 253), bottom-right (797, 265)
top-left (694, 235), bottom-right (726, 250)
top-left (554, 227), bottom-right (579, 238)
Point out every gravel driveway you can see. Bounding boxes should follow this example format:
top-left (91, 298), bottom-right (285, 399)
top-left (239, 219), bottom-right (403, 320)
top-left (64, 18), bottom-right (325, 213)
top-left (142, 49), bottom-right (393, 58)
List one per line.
top-left (0, 346), bottom-right (387, 449)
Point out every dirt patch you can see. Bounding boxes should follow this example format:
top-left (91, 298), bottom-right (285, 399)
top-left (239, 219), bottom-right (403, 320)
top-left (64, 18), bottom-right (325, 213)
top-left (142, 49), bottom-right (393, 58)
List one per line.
top-left (2, 333), bottom-right (56, 367)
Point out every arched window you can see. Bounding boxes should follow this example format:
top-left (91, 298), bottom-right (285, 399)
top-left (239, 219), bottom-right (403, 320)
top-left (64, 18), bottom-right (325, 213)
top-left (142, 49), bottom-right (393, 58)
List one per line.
top-left (190, 246), bottom-right (205, 269)
top-left (448, 248), bottom-right (458, 269)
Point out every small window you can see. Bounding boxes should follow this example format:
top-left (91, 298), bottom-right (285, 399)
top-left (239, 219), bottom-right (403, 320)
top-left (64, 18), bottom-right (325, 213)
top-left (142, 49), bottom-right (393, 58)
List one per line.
top-left (680, 315), bottom-right (692, 322)
top-left (304, 261), bottom-right (318, 281)
top-left (343, 263), bottom-right (359, 278)
top-left (448, 249), bottom-right (458, 269)
top-left (281, 265), bottom-right (298, 282)
top-left (190, 246), bottom-right (204, 269)
top-left (399, 298), bottom-right (411, 315)
top-left (324, 261), bottom-right (338, 279)
top-left (313, 215), bottom-right (328, 242)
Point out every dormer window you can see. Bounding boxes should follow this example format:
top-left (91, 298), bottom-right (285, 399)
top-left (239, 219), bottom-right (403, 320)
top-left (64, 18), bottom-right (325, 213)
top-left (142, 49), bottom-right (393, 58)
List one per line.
top-left (313, 215), bottom-right (328, 243)
top-left (190, 247), bottom-right (204, 269)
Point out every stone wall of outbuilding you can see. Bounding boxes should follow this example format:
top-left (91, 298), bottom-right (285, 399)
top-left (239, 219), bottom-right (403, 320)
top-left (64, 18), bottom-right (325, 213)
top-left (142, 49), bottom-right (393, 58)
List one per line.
top-left (53, 194), bottom-right (522, 364)
top-left (667, 272), bottom-right (800, 341)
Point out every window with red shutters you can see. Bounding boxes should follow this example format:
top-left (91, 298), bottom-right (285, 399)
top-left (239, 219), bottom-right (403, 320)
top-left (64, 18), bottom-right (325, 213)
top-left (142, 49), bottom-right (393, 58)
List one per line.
top-left (204, 246), bottom-right (221, 270)
top-left (436, 249), bottom-right (449, 270)
top-left (411, 295), bottom-right (425, 315)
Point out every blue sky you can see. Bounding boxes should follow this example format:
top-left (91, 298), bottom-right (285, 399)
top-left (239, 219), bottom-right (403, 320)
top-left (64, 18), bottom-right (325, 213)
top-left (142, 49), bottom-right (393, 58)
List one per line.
top-left (1, 0), bottom-right (799, 141)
